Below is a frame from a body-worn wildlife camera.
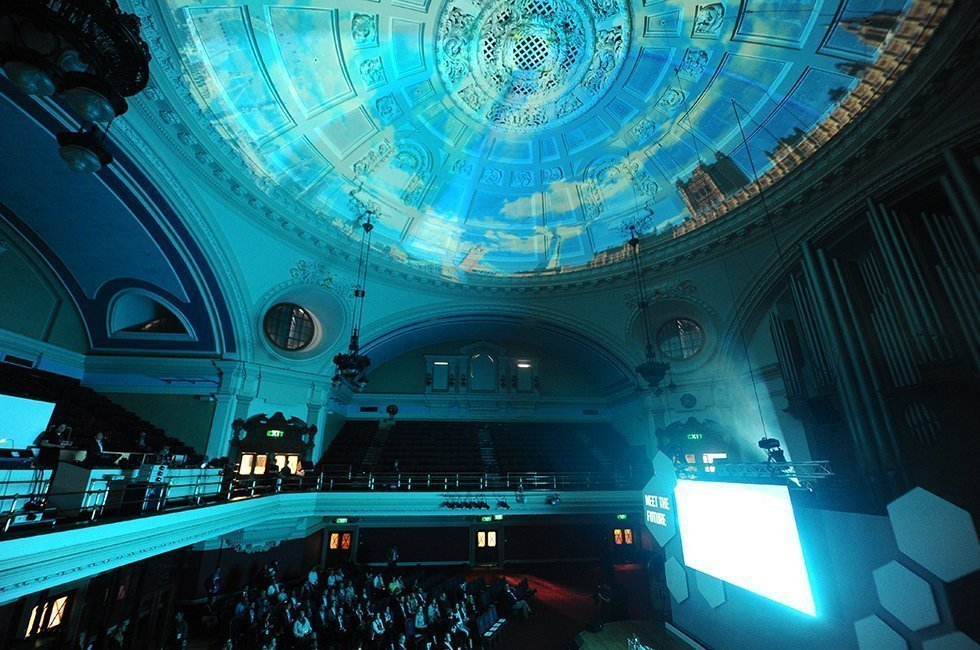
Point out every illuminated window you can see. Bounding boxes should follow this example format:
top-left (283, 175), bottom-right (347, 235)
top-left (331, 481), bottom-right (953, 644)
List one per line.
top-left (253, 454), bottom-right (268, 475)
top-left (613, 529), bottom-right (623, 545)
top-left (487, 531), bottom-right (497, 547)
top-left (329, 533), bottom-right (339, 550)
top-left (25, 596), bottom-right (69, 638)
top-left (624, 529), bottom-right (633, 545)
top-left (264, 303), bottom-right (315, 351)
top-left (341, 533), bottom-right (352, 550)
top-left (684, 454), bottom-right (696, 464)
top-left (702, 452), bottom-right (727, 465)
top-left (657, 318), bottom-right (705, 361)
top-left (477, 531), bottom-right (486, 548)
top-left (240, 453), bottom-right (255, 475)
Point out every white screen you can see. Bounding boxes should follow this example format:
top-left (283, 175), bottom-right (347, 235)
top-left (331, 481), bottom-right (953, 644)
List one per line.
top-left (674, 479), bottom-right (816, 615)
top-left (0, 394), bottom-right (56, 448)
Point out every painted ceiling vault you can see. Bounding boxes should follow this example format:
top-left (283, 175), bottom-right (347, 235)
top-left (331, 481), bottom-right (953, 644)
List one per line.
top-left (142, 0), bottom-right (945, 279)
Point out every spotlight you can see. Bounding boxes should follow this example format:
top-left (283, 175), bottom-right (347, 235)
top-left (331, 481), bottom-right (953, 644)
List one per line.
top-left (57, 128), bottom-right (112, 173)
top-left (758, 436), bottom-right (787, 464)
top-left (545, 493), bottom-right (561, 506)
top-left (497, 500), bottom-right (510, 509)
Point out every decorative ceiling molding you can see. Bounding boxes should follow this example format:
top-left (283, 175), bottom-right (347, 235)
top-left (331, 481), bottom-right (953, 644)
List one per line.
top-left (111, 0), bottom-right (960, 293)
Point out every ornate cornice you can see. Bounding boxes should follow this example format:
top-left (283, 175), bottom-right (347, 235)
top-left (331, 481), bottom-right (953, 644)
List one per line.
top-left (115, 0), bottom-right (969, 296)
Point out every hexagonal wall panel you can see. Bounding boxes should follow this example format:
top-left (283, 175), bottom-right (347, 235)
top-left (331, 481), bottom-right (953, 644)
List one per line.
top-left (854, 615), bottom-right (908, 650)
top-left (696, 571), bottom-right (726, 608)
top-left (921, 632), bottom-right (980, 650)
top-left (665, 556), bottom-right (689, 603)
top-left (873, 561), bottom-right (940, 631)
top-left (887, 488), bottom-right (980, 582)
top-left (642, 451), bottom-right (679, 547)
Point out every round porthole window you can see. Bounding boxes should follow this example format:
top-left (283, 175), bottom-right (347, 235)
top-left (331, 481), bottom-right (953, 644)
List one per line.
top-left (263, 303), bottom-right (315, 351)
top-left (657, 318), bottom-right (705, 361)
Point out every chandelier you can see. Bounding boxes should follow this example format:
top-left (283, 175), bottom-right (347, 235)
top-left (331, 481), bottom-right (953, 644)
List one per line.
top-left (627, 225), bottom-right (671, 390)
top-left (332, 200), bottom-right (376, 390)
top-left (0, 0), bottom-right (151, 173)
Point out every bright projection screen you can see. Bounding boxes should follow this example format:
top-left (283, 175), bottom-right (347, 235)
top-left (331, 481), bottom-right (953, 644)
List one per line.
top-left (0, 394), bottom-right (56, 448)
top-left (674, 479), bottom-right (816, 615)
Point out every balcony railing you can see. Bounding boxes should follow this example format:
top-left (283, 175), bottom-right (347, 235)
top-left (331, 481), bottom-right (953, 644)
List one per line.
top-left (1, 464), bottom-right (645, 535)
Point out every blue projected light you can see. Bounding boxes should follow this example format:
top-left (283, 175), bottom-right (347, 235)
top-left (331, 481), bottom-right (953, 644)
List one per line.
top-left (0, 394), bottom-right (56, 448)
top-left (674, 479), bottom-right (816, 616)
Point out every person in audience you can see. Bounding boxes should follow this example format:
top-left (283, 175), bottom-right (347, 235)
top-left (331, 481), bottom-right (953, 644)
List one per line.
top-left (171, 610), bottom-right (188, 649)
top-left (84, 431), bottom-right (106, 467)
top-left (503, 582), bottom-right (533, 620)
top-left (36, 423), bottom-right (68, 446)
top-left (134, 431), bottom-right (153, 453)
top-left (205, 568), bottom-right (222, 608)
top-left (293, 608), bottom-right (314, 647)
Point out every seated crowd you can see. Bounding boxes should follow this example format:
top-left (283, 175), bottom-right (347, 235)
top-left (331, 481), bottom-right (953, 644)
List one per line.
top-left (200, 561), bottom-right (535, 650)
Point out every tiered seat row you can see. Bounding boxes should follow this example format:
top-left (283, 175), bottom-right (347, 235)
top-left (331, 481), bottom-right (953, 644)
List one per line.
top-left (377, 420), bottom-right (483, 474)
top-left (0, 362), bottom-right (192, 454)
top-left (322, 419), bottom-right (643, 477)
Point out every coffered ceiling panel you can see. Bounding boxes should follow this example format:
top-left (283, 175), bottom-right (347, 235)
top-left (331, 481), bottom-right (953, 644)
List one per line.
top-left (143, 0), bottom-right (946, 280)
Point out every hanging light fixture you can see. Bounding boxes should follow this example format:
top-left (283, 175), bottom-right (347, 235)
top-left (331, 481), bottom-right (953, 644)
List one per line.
top-left (628, 225), bottom-right (671, 390)
top-left (0, 1), bottom-right (151, 171)
top-left (332, 197), bottom-right (377, 390)
top-left (57, 124), bottom-right (112, 173)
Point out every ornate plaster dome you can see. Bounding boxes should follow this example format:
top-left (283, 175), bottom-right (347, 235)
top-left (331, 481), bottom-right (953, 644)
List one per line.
top-left (137, 0), bottom-right (949, 280)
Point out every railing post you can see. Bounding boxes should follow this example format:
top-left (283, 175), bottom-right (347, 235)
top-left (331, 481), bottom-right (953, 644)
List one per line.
top-left (407, 476), bottom-right (412, 491)
top-left (455, 474), bottom-right (459, 488)
top-left (427, 473), bottom-right (431, 488)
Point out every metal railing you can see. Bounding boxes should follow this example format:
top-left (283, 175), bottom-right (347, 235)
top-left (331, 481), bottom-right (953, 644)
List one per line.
top-left (0, 464), bottom-right (644, 535)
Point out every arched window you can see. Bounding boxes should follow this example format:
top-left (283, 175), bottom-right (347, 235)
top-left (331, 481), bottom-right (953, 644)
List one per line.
top-left (263, 303), bottom-right (315, 351)
top-left (468, 352), bottom-right (497, 391)
top-left (657, 318), bottom-right (705, 361)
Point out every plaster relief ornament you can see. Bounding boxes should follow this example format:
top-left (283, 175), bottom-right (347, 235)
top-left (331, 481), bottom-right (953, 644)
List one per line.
top-left (693, 3), bottom-right (725, 39)
top-left (654, 88), bottom-right (685, 117)
top-left (375, 95), bottom-right (401, 123)
top-left (359, 57), bottom-right (386, 87)
top-left (351, 13), bottom-right (379, 48)
top-left (678, 47), bottom-right (710, 81)
top-left (290, 261), bottom-right (335, 290)
top-left (436, 0), bottom-right (632, 133)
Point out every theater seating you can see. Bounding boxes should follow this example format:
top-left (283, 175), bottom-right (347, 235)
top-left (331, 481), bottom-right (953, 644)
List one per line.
top-left (0, 362), bottom-right (194, 454)
top-left (322, 419), bottom-right (648, 483)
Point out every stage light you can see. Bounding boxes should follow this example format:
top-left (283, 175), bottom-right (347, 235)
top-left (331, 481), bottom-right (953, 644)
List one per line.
top-left (759, 436), bottom-right (788, 464)
top-left (497, 500), bottom-right (510, 509)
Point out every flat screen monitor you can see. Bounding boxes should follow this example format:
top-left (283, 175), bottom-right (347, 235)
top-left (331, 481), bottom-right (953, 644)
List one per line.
top-left (0, 394), bottom-right (57, 449)
top-left (674, 479), bottom-right (816, 615)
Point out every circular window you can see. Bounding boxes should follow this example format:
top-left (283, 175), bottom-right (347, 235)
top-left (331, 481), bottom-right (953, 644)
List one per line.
top-left (263, 303), bottom-right (315, 351)
top-left (657, 318), bottom-right (705, 361)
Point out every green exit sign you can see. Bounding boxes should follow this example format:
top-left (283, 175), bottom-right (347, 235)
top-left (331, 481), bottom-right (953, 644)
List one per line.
top-left (616, 514), bottom-right (628, 520)
top-left (266, 429), bottom-right (285, 438)
top-left (687, 433), bottom-right (703, 440)
top-left (480, 516), bottom-right (492, 522)
top-left (493, 514), bottom-right (504, 521)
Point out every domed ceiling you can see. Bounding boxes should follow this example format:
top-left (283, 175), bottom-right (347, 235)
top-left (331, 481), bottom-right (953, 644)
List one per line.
top-left (144, 0), bottom-right (944, 279)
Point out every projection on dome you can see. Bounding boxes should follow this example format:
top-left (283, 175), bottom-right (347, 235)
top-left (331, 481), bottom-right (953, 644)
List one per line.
top-left (673, 479), bottom-right (816, 616)
top-left (0, 394), bottom-right (56, 449)
top-left (155, 0), bottom-right (939, 278)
